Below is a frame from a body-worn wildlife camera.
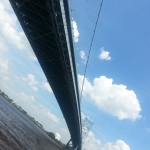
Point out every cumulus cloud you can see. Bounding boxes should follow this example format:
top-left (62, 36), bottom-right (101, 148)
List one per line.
top-left (23, 74), bottom-right (38, 92)
top-left (99, 47), bottom-right (111, 61)
top-left (42, 82), bottom-right (52, 93)
top-left (78, 75), bottom-right (141, 121)
top-left (80, 50), bottom-right (87, 64)
top-left (0, 2), bottom-right (36, 60)
top-left (72, 18), bottom-right (79, 43)
top-left (83, 131), bottom-right (130, 150)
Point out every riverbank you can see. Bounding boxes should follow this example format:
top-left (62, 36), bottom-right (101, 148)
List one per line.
top-left (0, 95), bottom-right (62, 150)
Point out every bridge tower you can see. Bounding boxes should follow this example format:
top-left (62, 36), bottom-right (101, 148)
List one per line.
top-left (82, 117), bottom-right (94, 143)
top-left (65, 117), bottom-right (93, 149)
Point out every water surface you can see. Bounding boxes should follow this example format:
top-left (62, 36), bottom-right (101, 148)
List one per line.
top-left (0, 95), bottom-right (61, 150)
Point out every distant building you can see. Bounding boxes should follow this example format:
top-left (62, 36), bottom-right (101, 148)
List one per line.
top-left (54, 133), bottom-right (61, 141)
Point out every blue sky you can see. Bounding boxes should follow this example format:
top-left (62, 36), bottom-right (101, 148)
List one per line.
top-left (0, 0), bottom-right (150, 150)
top-left (71, 0), bottom-right (150, 149)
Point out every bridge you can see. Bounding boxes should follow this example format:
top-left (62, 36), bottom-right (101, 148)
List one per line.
top-left (9, 0), bottom-right (82, 149)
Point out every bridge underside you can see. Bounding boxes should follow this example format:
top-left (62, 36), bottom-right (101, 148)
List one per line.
top-left (9, 0), bottom-right (81, 149)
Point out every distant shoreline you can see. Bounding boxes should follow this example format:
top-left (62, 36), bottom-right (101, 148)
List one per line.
top-left (0, 89), bottom-right (65, 149)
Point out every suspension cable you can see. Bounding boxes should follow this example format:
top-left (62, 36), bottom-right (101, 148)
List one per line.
top-left (80, 0), bottom-right (104, 101)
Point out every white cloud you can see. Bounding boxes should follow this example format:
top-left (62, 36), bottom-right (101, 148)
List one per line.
top-left (99, 48), bottom-right (111, 60)
top-left (0, 58), bottom-right (8, 75)
top-left (17, 92), bottom-right (35, 103)
top-left (83, 131), bottom-right (101, 150)
top-left (80, 50), bottom-right (87, 64)
top-left (0, 38), bottom-right (7, 52)
top-left (83, 131), bottom-right (130, 150)
top-left (38, 105), bottom-right (59, 123)
top-left (14, 92), bottom-right (59, 124)
top-left (0, 2), bottom-right (36, 61)
top-left (23, 74), bottom-right (38, 92)
top-left (102, 140), bottom-right (131, 150)
top-left (78, 75), bottom-right (93, 96)
top-left (31, 86), bottom-right (38, 92)
top-left (42, 82), bottom-right (52, 93)
top-left (0, 0), bottom-right (10, 9)
top-left (78, 75), bottom-right (141, 121)
top-left (72, 18), bottom-right (79, 43)
top-left (0, 58), bottom-right (9, 82)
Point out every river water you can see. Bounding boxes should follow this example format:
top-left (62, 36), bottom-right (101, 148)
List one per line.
top-left (0, 95), bottom-right (62, 150)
